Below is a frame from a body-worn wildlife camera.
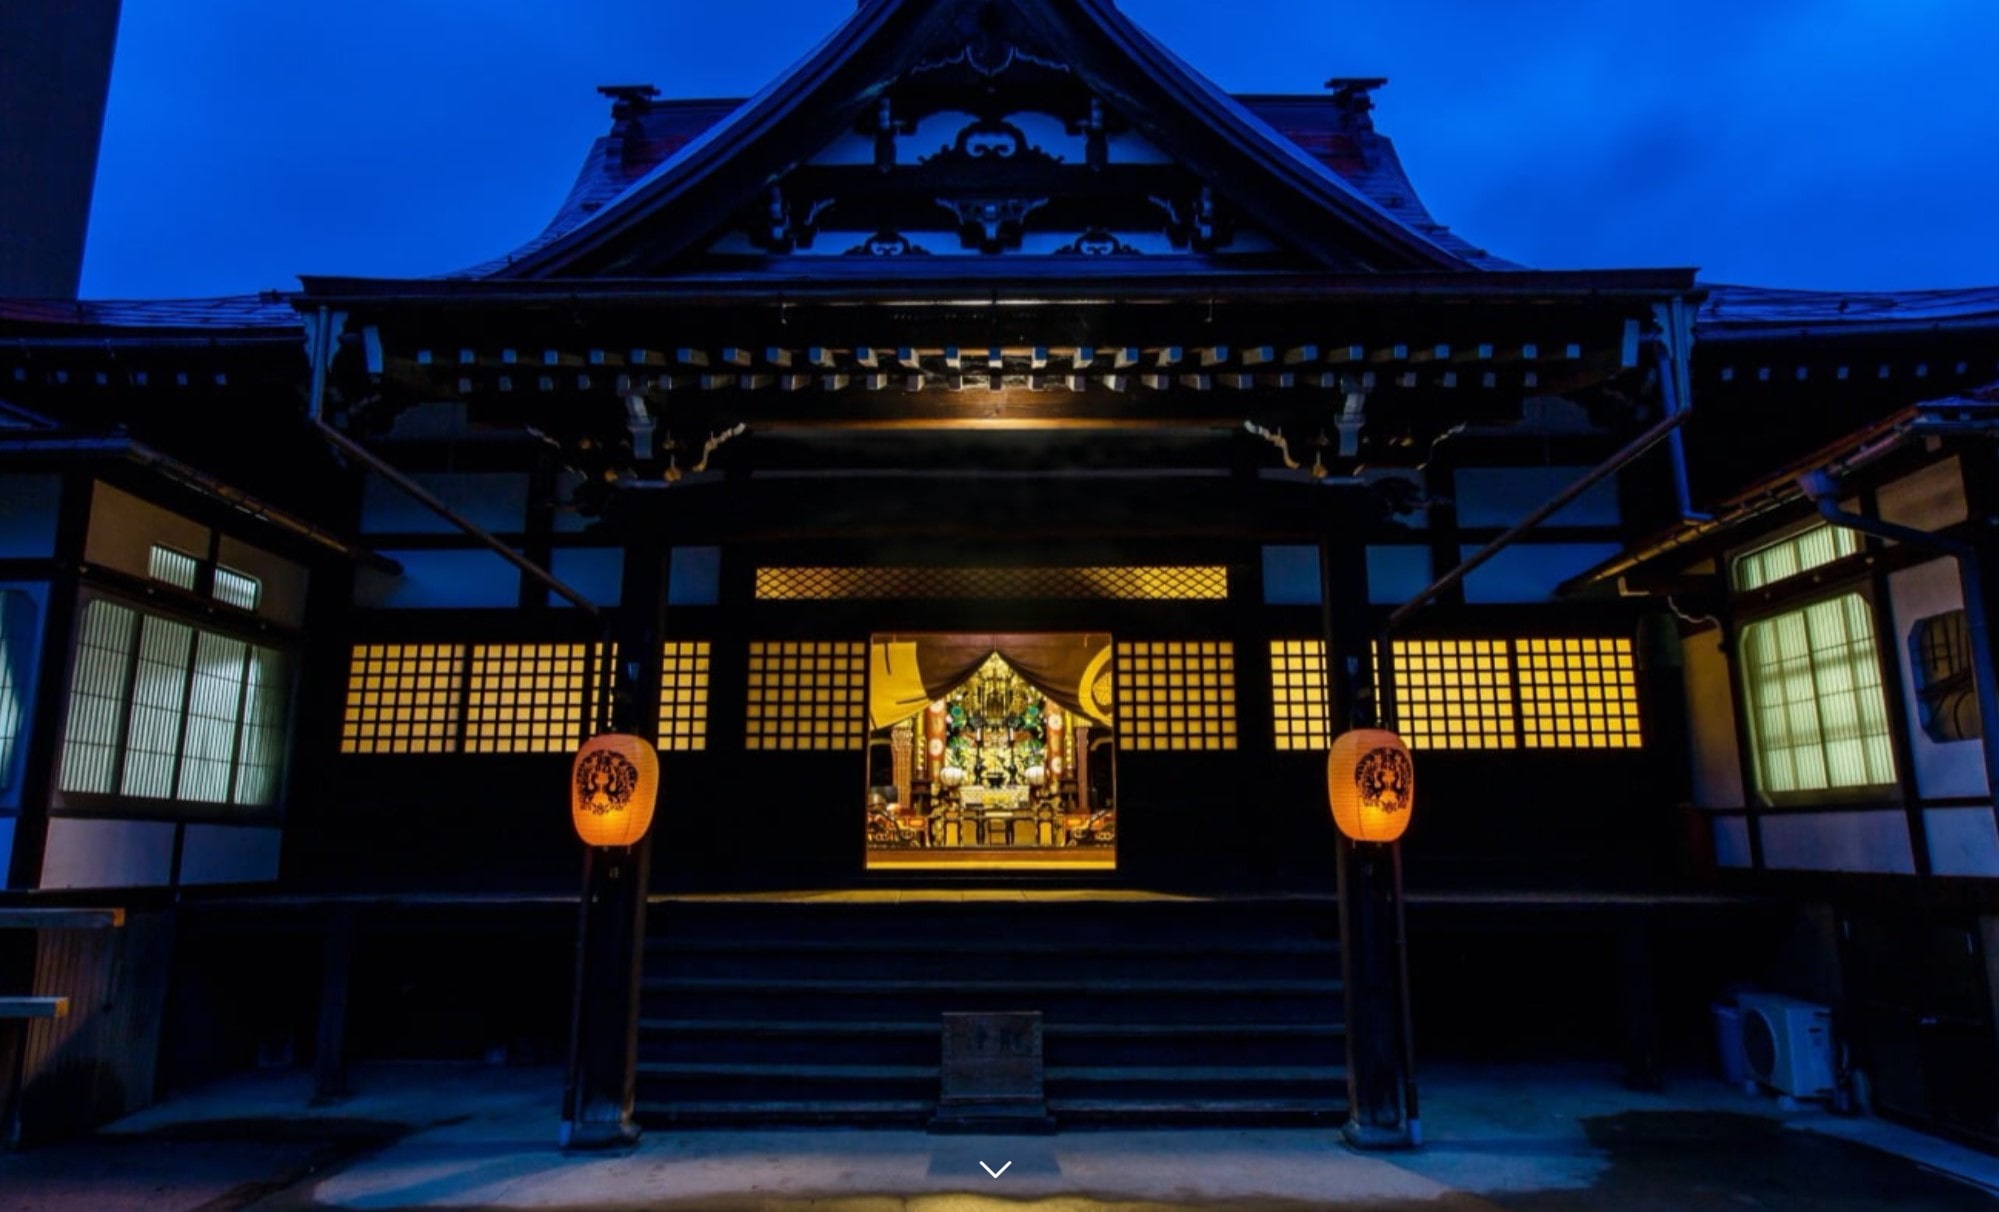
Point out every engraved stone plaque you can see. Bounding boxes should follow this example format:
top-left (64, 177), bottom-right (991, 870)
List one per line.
top-left (931, 1011), bottom-right (1055, 1133)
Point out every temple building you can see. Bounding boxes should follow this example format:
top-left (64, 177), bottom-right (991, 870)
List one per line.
top-left (1, 0), bottom-right (1995, 1150)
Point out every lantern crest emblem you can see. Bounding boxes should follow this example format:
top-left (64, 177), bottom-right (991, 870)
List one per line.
top-left (570, 733), bottom-right (660, 848)
top-left (1354, 745), bottom-right (1412, 815)
top-left (1326, 728), bottom-right (1415, 844)
top-left (576, 749), bottom-right (640, 816)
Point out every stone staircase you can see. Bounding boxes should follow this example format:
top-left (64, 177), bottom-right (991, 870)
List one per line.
top-left (634, 895), bottom-right (1346, 1127)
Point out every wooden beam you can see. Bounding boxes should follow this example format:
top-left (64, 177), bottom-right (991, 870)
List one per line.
top-left (1451, 344), bottom-right (1495, 364)
top-left (1110, 347), bottom-right (1140, 369)
top-left (1154, 346), bottom-right (1183, 368)
top-left (764, 347), bottom-right (794, 368)
top-left (1326, 345), bottom-right (1366, 364)
top-left (1067, 347), bottom-right (1094, 369)
top-left (675, 348), bottom-right (709, 368)
top-left (1197, 345), bottom-right (1231, 367)
top-left (856, 347), bottom-right (882, 369)
top-left (1220, 373), bottom-right (1256, 390)
top-left (720, 347), bottom-right (754, 368)
top-left (0, 996), bottom-right (68, 1020)
top-left (1180, 373), bottom-right (1213, 391)
top-left (808, 347), bottom-right (837, 368)
top-left (896, 348), bottom-right (922, 369)
top-left (630, 349), bottom-right (662, 367)
top-left (822, 374), bottom-right (850, 391)
top-left (0, 907), bottom-right (123, 929)
top-left (700, 373), bottom-right (730, 390)
top-left (1283, 344), bottom-right (1319, 365)
top-left (862, 373), bottom-right (887, 391)
top-left (1140, 373), bottom-right (1170, 390)
top-left (1370, 344), bottom-right (1409, 364)
top-left (1410, 344), bottom-right (1451, 363)
top-left (778, 374), bottom-right (811, 392)
top-left (1242, 346), bottom-right (1275, 366)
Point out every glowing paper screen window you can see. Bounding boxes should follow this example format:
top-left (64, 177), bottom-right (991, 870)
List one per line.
top-left (659, 641), bottom-right (712, 751)
top-left (1740, 594), bottom-right (1896, 793)
top-left (745, 641), bottom-right (865, 750)
top-left (465, 643), bottom-right (597, 754)
top-left (1515, 638), bottom-right (1642, 749)
top-left (1117, 641), bottom-right (1238, 751)
top-left (340, 644), bottom-right (465, 754)
top-left (1380, 640), bottom-right (1516, 751)
top-left (1269, 640), bottom-right (1331, 751)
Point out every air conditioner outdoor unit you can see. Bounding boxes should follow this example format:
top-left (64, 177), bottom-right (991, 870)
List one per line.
top-left (1738, 993), bottom-right (1835, 1099)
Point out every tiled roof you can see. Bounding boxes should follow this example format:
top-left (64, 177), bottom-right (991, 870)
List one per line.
top-left (453, 84), bottom-right (1515, 278)
top-left (1697, 283), bottom-right (1999, 334)
top-left (0, 293), bottom-right (299, 332)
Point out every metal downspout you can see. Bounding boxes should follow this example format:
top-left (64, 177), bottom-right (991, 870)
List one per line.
top-left (1655, 297), bottom-right (1709, 523)
top-left (1796, 470), bottom-right (1999, 842)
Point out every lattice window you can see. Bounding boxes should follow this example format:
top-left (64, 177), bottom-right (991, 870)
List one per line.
top-left (121, 615), bottom-right (195, 798)
top-left (175, 630), bottom-right (248, 802)
top-left (0, 593), bottom-right (30, 791)
top-left (1380, 639), bottom-right (1516, 751)
top-left (659, 641), bottom-right (711, 751)
top-left (1117, 641), bottom-right (1237, 751)
top-left (465, 643), bottom-right (597, 754)
top-left (213, 565), bottom-right (261, 612)
top-left (148, 545), bottom-right (199, 592)
top-left (1270, 639), bottom-right (1331, 751)
top-left (56, 595), bottom-right (293, 806)
top-left (341, 644), bottom-right (465, 754)
top-left (755, 566), bottom-right (1229, 601)
top-left (744, 641), bottom-right (865, 750)
top-left (58, 599), bottom-right (138, 794)
top-left (1734, 524), bottom-right (1862, 591)
top-left (1741, 594), bottom-right (1895, 793)
top-left (233, 647), bottom-right (290, 804)
top-left (1516, 637), bottom-right (1642, 749)
top-left (1909, 610), bottom-right (1981, 743)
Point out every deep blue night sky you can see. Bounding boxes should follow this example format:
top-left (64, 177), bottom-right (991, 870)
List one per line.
top-left (79, 0), bottom-right (1999, 299)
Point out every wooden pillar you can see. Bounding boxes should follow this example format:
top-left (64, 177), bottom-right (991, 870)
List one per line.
top-left (1322, 509), bottom-right (1417, 1148)
top-left (561, 524), bottom-right (662, 1149)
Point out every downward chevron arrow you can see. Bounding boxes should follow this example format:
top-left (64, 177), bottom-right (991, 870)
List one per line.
top-left (979, 1160), bottom-right (1013, 1178)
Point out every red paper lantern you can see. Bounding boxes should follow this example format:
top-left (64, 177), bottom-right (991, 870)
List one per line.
top-left (1327, 729), bottom-right (1415, 844)
top-left (570, 733), bottom-right (660, 848)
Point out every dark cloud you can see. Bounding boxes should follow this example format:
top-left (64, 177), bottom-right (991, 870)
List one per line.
top-left (80, 0), bottom-right (1999, 296)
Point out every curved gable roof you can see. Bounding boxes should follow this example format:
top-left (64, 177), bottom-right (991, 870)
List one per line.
top-left (491, 0), bottom-right (1478, 279)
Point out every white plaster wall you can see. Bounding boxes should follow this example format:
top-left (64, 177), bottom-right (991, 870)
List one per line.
top-left (1759, 810), bottom-right (1915, 875)
top-left (84, 481), bottom-right (208, 582)
top-left (1887, 557), bottom-right (1989, 800)
top-left (1876, 456), bottom-right (1967, 532)
top-left (178, 824), bottom-right (282, 885)
top-left (1682, 629), bottom-right (1746, 809)
top-left (1923, 807), bottom-right (1999, 877)
top-left (39, 817), bottom-right (175, 888)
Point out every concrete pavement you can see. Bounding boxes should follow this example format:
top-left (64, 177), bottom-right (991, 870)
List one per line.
top-left (2, 1062), bottom-right (1995, 1211)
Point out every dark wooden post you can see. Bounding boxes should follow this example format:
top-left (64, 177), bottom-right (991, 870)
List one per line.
top-left (312, 904), bottom-right (357, 1104)
top-left (1321, 513), bottom-right (1417, 1148)
top-left (561, 526), bottom-right (664, 1149)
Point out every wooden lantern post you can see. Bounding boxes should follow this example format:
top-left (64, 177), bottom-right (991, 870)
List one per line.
top-left (561, 729), bottom-right (659, 1150)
